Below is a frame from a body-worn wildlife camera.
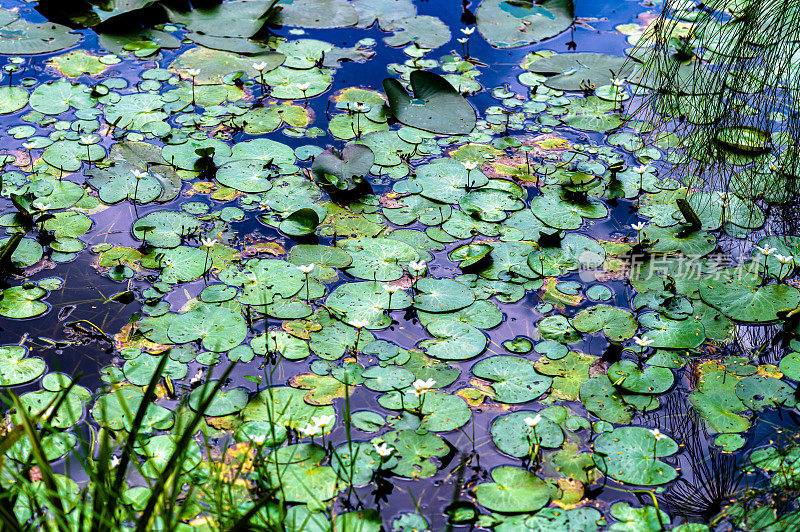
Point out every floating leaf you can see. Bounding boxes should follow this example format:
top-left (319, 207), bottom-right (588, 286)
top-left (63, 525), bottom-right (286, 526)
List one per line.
top-left (476, 0), bottom-right (574, 49)
top-left (383, 70), bottom-right (476, 135)
top-left (472, 356), bottom-right (552, 402)
top-left (593, 426), bottom-right (679, 485)
top-left (474, 466), bottom-right (551, 512)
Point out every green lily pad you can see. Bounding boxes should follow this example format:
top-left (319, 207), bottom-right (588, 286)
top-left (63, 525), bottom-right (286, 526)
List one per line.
top-left (0, 86), bottom-right (29, 114)
top-left (491, 410), bottom-right (565, 457)
top-left (383, 429), bottom-right (448, 478)
top-left (0, 285), bottom-right (49, 319)
top-left (572, 304), bottom-right (637, 341)
top-left (476, 0), bottom-right (574, 49)
top-left (527, 52), bottom-right (626, 91)
top-left (188, 382), bottom-right (249, 417)
top-left (472, 356), bottom-right (552, 403)
top-left (383, 70), bottom-right (476, 135)
top-left (699, 267), bottom-right (800, 323)
top-left (167, 306), bottom-right (247, 352)
top-left (474, 466), bottom-right (551, 512)
top-left (311, 145), bottom-right (375, 191)
top-left (607, 360), bottom-right (675, 394)
top-left (593, 426), bottom-right (679, 485)
top-left (0, 345), bottom-right (45, 386)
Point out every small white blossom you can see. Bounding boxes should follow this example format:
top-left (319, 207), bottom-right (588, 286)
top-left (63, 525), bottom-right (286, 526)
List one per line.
top-left (633, 336), bottom-right (655, 347)
top-left (634, 165), bottom-right (649, 175)
top-left (524, 414), bottom-right (543, 427)
top-left (383, 284), bottom-right (400, 294)
top-left (407, 378), bottom-right (435, 397)
top-left (79, 135), bottom-right (98, 145)
top-left (373, 442), bottom-right (393, 457)
top-left (630, 222), bottom-right (645, 231)
top-left (460, 27), bottom-right (475, 35)
top-left (312, 414), bottom-right (335, 428)
top-left (612, 77), bottom-right (625, 87)
top-left (650, 428), bottom-right (666, 440)
top-left (200, 237), bottom-right (218, 248)
top-left (22, 142), bottom-right (34, 150)
top-left (253, 62), bottom-right (268, 71)
top-left (296, 82), bottom-right (311, 91)
top-left (353, 102), bottom-right (370, 112)
top-left (132, 169), bottom-right (148, 179)
top-left (31, 201), bottom-right (50, 211)
top-left (777, 254), bottom-right (794, 264)
top-left (298, 423), bottom-right (321, 437)
top-left (408, 260), bottom-right (427, 276)
top-left (463, 160), bottom-right (479, 171)
top-left (187, 68), bottom-right (201, 77)
top-left (756, 246), bottom-right (777, 256)
top-left (457, 37), bottom-right (469, 44)
top-left (297, 263), bottom-right (315, 274)
top-left (250, 433), bottom-right (267, 444)
top-left (351, 318), bottom-right (369, 329)
top-left (109, 455), bottom-right (120, 468)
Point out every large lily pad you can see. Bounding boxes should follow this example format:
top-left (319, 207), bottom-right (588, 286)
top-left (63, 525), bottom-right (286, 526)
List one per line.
top-left (476, 0), bottom-right (574, 49)
top-left (699, 267), bottom-right (800, 323)
top-left (383, 70), bottom-right (476, 135)
top-left (475, 466), bottom-right (551, 512)
top-left (593, 426), bottom-right (679, 485)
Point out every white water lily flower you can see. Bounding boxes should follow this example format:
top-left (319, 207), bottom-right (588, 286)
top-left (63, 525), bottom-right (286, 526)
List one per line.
top-left (353, 102), bottom-right (370, 112)
top-left (351, 318), bottom-right (369, 329)
top-left (612, 77), bottom-right (625, 87)
top-left (22, 142), bottom-right (34, 150)
top-left (407, 378), bottom-right (435, 397)
top-left (408, 260), bottom-right (427, 276)
top-left (200, 237), bottom-right (218, 248)
top-left (756, 245), bottom-right (776, 256)
top-left (249, 434), bottom-right (267, 444)
top-left (457, 37), bottom-right (469, 44)
top-left (383, 284), bottom-right (400, 293)
top-left (31, 201), bottom-right (50, 211)
top-left (296, 82), bottom-right (311, 91)
top-left (109, 455), bottom-right (120, 468)
top-left (373, 442), bottom-right (393, 457)
top-left (460, 27), bottom-right (475, 35)
top-left (634, 165), bottom-right (649, 174)
top-left (79, 135), bottom-right (98, 144)
top-left (524, 414), bottom-right (542, 427)
top-left (633, 336), bottom-right (655, 347)
top-left (132, 169), bottom-right (148, 179)
top-left (463, 160), bottom-right (478, 171)
top-left (312, 414), bottom-right (335, 428)
top-left (298, 423), bottom-right (321, 437)
top-left (253, 62), bottom-right (268, 71)
top-left (777, 254), bottom-right (794, 264)
top-left (630, 222), bottom-right (645, 231)
top-left (187, 68), bottom-right (201, 77)
top-left (650, 428), bottom-right (666, 440)
top-left (297, 263), bottom-right (315, 274)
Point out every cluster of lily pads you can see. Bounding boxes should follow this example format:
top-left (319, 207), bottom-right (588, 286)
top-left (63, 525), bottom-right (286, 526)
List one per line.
top-left (2, 0), bottom-right (800, 530)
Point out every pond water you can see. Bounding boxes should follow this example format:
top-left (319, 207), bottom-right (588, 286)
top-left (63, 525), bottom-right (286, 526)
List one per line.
top-left (2, 0), bottom-right (800, 530)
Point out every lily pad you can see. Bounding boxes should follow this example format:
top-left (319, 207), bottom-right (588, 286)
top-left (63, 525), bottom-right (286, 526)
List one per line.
top-left (476, 0), bottom-right (574, 49)
top-left (383, 70), bottom-right (476, 135)
top-left (593, 426), bottom-right (679, 485)
top-left (474, 466), bottom-right (551, 512)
